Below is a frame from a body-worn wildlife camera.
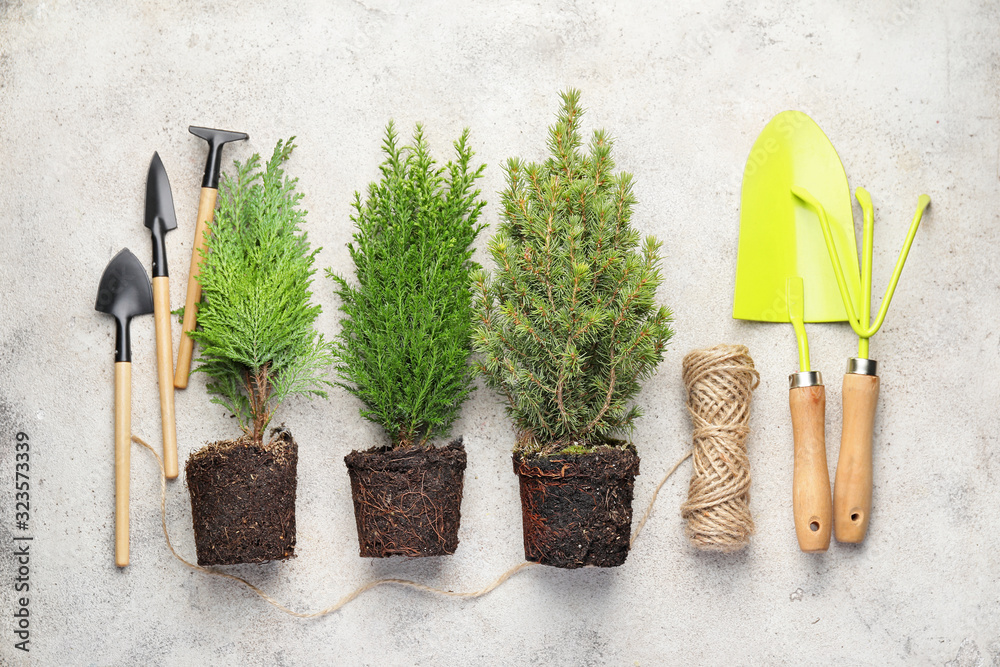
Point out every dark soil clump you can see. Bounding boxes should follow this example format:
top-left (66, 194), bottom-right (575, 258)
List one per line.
top-left (514, 446), bottom-right (640, 568)
top-left (344, 438), bottom-right (467, 558)
top-left (186, 426), bottom-right (298, 566)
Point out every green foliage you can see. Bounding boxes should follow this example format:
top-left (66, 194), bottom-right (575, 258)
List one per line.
top-left (191, 139), bottom-right (333, 443)
top-left (329, 123), bottom-right (487, 449)
top-left (473, 90), bottom-right (674, 457)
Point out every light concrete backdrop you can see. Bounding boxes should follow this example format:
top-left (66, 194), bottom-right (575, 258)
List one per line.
top-left (1, 1), bottom-right (997, 665)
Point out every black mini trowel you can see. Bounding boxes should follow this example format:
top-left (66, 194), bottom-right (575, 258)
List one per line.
top-left (145, 153), bottom-right (179, 479)
top-left (95, 248), bottom-right (153, 567)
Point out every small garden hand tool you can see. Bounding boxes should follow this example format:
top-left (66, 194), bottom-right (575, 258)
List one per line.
top-left (785, 277), bottom-right (832, 551)
top-left (792, 185), bottom-right (930, 543)
top-left (733, 110), bottom-right (861, 552)
top-left (174, 125), bottom-right (248, 389)
top-left (95, 248), bottom-right (154, 567)
top-left (144, 152), bottom-right (179, 479)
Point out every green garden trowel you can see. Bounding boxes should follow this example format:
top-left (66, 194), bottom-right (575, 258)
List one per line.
top-left (733, 111), bottom-right (861, 552)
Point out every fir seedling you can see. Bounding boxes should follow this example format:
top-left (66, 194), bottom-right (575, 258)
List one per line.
top-left (473, 90), bottom-right (674, 457)
top-left (191, 138), bottom-right (334, 443)
top-left (329, 123), bottom-right (486, 450)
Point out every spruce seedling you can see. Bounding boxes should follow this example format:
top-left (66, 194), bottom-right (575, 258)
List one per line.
top-left (329, 123), bottom-right (486, 450)
top-left (191, 138), bottom-right (334, 443)
top-left (473, 90), bottom-right (674, 457)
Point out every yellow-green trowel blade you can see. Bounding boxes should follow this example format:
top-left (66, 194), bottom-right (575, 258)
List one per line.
top-left (734, 111), bottom-right (861, 323)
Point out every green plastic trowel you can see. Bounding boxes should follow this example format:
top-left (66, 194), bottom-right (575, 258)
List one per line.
top-left (733, 110), bottom-right (861, 552)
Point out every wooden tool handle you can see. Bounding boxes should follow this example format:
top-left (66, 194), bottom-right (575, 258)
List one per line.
top-left (834, 372), bottom-right (880, 543)
top-left (174, 187), bottom-right (218, 389)
top-left (789, 384), bottom-right (832, 552)
top-left (152, 276), bottom-right (178, 479)
top-left (114, 362), bottom-right (131, 567)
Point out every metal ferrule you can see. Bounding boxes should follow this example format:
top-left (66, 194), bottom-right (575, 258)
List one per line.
top-left (789, 371), bottom-right (823, 389)
top-left (847, 357), bottom-right (878, 376)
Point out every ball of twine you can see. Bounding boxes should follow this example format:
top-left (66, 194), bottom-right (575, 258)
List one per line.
top-left (680, 344), bottom-right (760, 552)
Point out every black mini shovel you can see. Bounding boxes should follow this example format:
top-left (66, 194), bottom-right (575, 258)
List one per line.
top-left (95, 248), bottom-right (153, 567)
top-left (145, 153), bottom-right (179, 479)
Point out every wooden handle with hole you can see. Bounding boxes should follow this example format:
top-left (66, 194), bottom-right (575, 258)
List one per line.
top-left (834, 373), bottom-right (880, 543)
top-left (174, 187), bottom-right (218, 389)
top-left (152, 276), bottom-right (178, 479)
top-left (115, 362), bottom-right (131, 567)
top-left (789, 384), bottom-right (832, 552)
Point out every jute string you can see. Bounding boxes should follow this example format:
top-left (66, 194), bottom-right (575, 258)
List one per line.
top-left (679, 345), bottom-right (760, 552)
top-left (131, 434), bottom-right (690, 618)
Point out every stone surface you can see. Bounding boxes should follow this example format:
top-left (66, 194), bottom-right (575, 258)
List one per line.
top-left (0, 1), bottom-right (997, 664)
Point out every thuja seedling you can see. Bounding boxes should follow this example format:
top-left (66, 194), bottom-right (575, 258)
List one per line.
top-left (191, 138), bottom-right (334, 443)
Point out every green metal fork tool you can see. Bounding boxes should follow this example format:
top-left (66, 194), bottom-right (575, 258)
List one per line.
top-left (793, 185), bottom-right (931, 543)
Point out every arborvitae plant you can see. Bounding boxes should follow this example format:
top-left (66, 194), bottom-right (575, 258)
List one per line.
top-left (191, 139), bottom-right (333, 443)
top-left (473, 90), bottom-right (674, 457)
top-left (329, 123), bottom-right (486, 449)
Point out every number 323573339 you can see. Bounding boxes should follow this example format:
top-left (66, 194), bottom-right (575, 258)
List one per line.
top-left (15, 432), bottom-right (29, 523)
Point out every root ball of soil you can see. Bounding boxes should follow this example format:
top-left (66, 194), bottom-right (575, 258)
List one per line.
top-left (344, 438), bottom-right (467, 558)
top-left (514, 446), bottom-right (640, 568)
top-left (186, 427), bottom-right (298, 566)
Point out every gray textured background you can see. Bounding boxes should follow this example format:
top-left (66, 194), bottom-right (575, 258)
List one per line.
top-left (1, 1), bottom-right (998, 665)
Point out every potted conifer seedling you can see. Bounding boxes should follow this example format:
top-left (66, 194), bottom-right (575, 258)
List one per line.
top-left (473, 90), bottom-right (674, 568)
top-left (330, 123), bottom-right (486, 558)
top-left (185, 139), bottom-right (333, 566)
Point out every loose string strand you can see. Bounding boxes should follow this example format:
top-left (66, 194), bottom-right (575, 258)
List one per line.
top-left (630, 450), bottom-right (692, 547)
